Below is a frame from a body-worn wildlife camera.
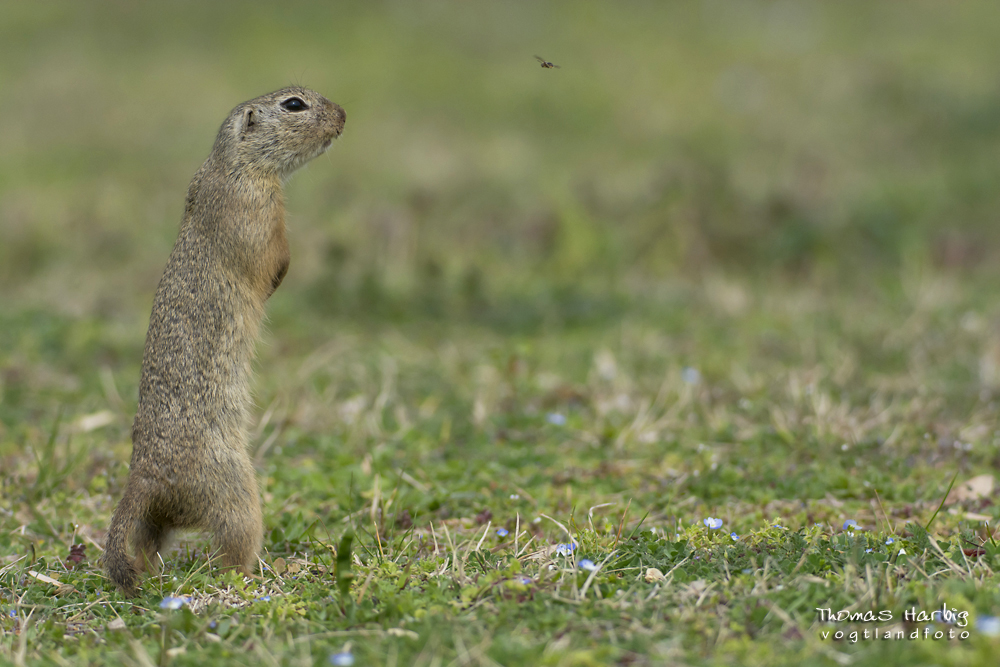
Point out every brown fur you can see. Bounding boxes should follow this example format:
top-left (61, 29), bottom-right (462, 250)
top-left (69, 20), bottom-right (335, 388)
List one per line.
top-left (103, 87), bottom-right (345, 595)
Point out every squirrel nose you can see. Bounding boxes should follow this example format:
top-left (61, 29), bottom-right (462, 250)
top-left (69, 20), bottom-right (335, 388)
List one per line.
top-left (328, 102), bottom-right (346, 136)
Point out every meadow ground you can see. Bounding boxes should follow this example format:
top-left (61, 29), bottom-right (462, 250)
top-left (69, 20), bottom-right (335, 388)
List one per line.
top-left (5, 2), bottom-right (1000, 665)
top-left (8, 276), bottom-right (1000, 666)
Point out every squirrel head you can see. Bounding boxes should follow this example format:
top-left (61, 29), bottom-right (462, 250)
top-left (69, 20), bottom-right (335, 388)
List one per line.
top-left (213, 87), bottom-right (346, 179)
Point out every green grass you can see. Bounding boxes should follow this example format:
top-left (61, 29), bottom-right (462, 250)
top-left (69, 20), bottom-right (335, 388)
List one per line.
top-left (6, 278), bottom-right (1000, 665)
top-left (6, 1), bottom-right (1000, 665)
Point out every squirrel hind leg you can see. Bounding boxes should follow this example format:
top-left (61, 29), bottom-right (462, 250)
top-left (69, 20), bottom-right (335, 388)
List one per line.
top-left (103, 485), bottom-right (149, 596)
top-left (209, 500), bottom-right (263, 575)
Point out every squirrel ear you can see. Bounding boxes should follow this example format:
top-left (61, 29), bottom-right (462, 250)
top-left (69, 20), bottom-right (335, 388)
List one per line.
top-left (241, 108), bottom-right (256, 137)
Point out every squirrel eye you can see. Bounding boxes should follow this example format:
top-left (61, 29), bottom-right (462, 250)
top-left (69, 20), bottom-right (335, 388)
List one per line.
top-left (280, 97), bottom-right (308, 112)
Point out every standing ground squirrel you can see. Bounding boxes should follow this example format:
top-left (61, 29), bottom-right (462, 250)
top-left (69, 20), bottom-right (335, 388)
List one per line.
top-left (103, 87), bottom-right (345, 595)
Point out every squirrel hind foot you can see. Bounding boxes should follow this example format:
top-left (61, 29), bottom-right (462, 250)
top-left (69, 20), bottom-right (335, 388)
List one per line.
top-left (102, 553), bottom-right (142, 597)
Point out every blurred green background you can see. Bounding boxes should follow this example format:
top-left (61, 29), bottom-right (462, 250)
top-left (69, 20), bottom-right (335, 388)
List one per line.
top-left (7, 5), bottom-right (1000, 662)
top-left (4, 0), bottom-right (1000, 328)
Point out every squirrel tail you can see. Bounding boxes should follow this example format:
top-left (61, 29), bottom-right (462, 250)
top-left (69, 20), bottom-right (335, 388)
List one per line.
top-left (102, 484), bottom-right (143, 595)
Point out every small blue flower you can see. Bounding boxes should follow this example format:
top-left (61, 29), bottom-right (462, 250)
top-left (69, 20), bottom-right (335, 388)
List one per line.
top-left (843, 520), bottom-right (858, 531)
top-left (703, 517), bottom-right (723, 530)
top-left (329, 652), bottom-right (355, 666)
top-left (682, 367), bottom-right (701, 384)
top-left (885, 537), bottom-right (894, 544)
top-left (509, 494), bottom-right (519, 500)
top-left (977, 616), bottom-right (1000, 637)
top-left (159, 596), bottom-right (186, 610)
top-left (546, 413), bottom-right (567, 426)
top-left (579, 559), bottom-right (597, 571)
top-left (257, 595), bottom-right (271, 602)
top-left (209, 620), bottom-right (217, 629)
top-left (865, 548), bottom-right (873, 553)
top-left (496, 528), bottom-right (509, 537)
top-left (7, 609), bottom-right (16, 618)
top-left (555, 543), bottom-right (576, 556)
top-left (772, 524), bottom-right (787, 530)
top-left (730, 532), bottom-right (739, 541)
top-left (520, 577), bottom-right (532, 585)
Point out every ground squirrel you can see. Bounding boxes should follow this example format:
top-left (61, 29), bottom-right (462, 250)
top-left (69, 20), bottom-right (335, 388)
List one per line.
top-left (103, 87), bottom-right (345, 595)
